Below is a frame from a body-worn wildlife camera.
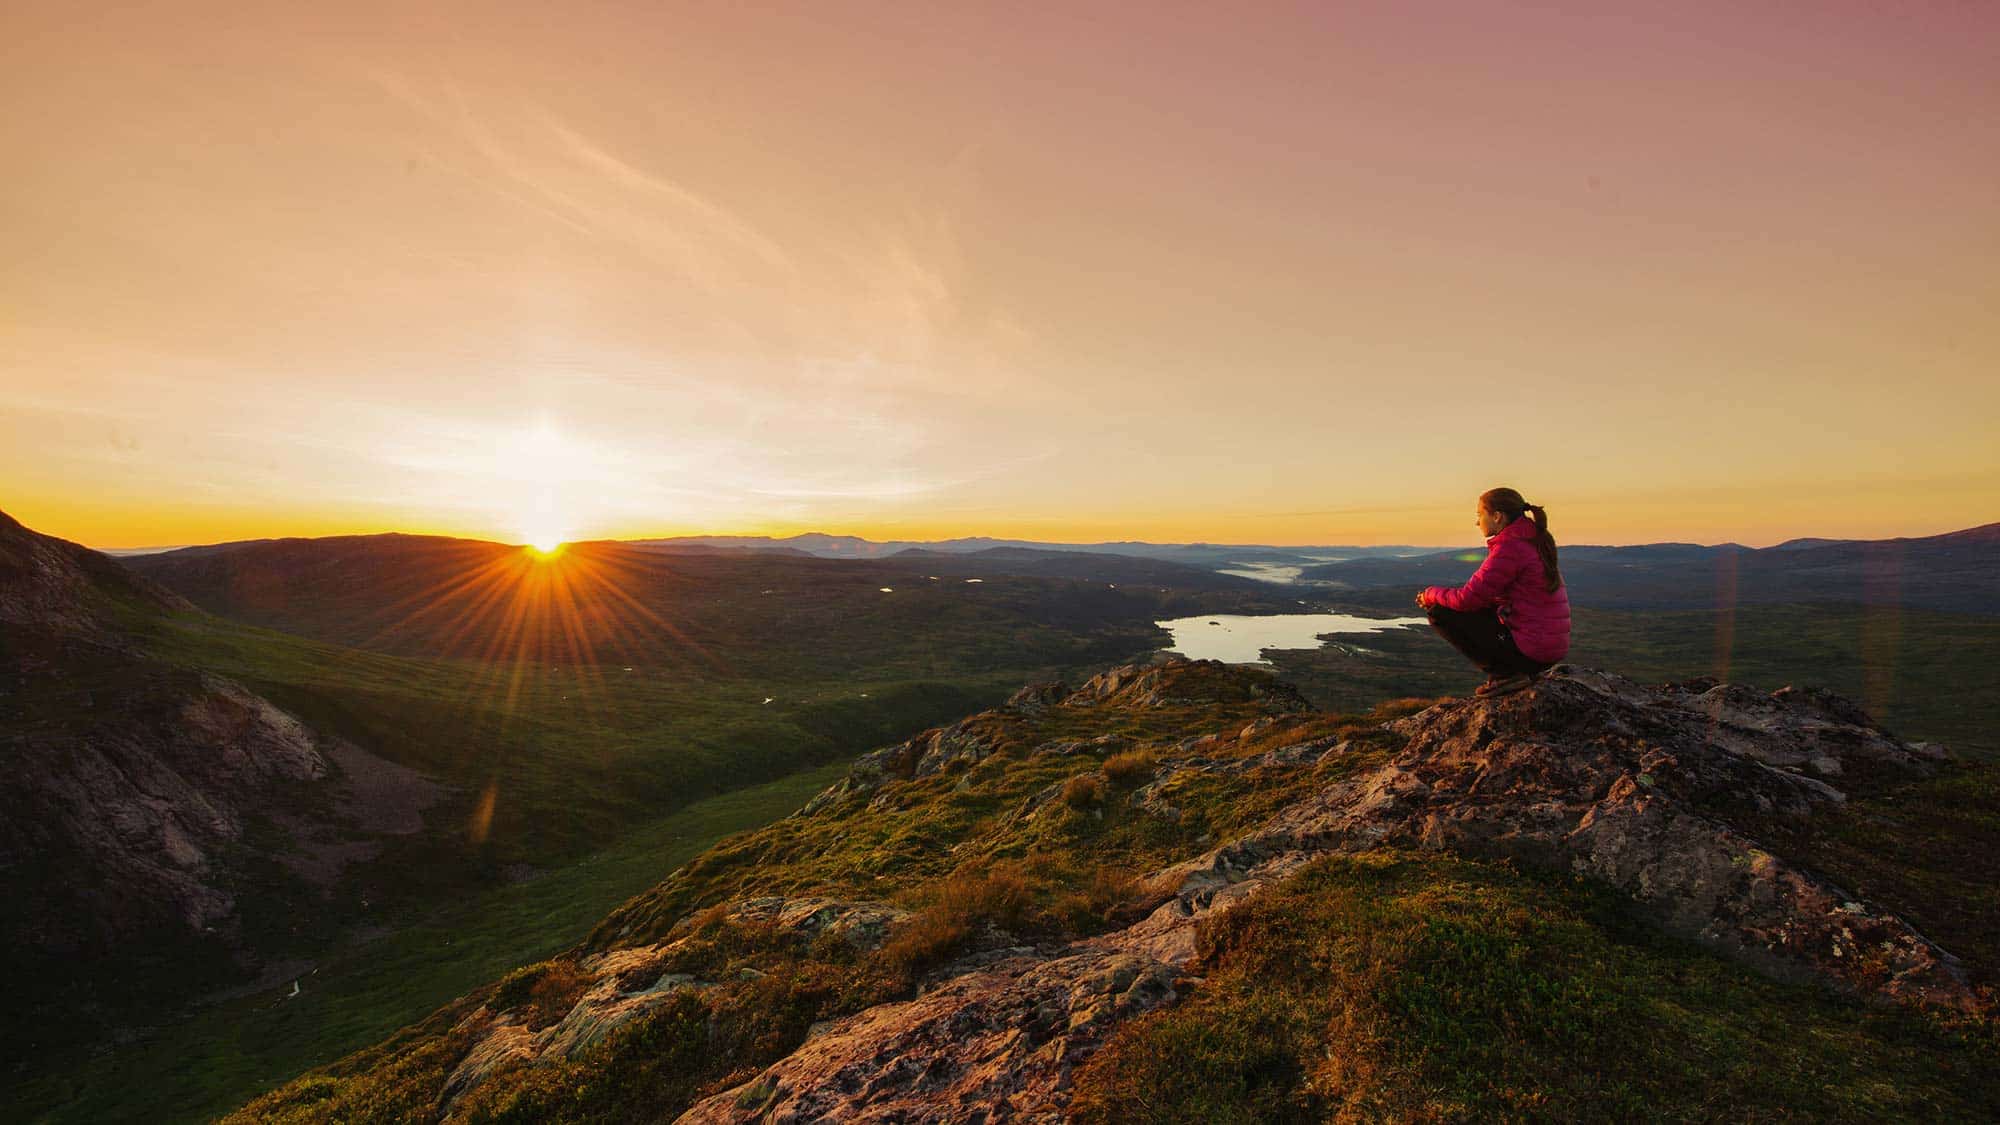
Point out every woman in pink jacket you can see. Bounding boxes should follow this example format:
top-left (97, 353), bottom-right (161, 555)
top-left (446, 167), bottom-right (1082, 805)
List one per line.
top-left (1415, 487), bottom-right (1571, 696)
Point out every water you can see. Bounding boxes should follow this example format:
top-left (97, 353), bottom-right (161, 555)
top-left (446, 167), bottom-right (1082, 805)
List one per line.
top-left (1156, 612), bottom-right (1429, 665)
top-left (1216, 563), bottom-right (1304, 583)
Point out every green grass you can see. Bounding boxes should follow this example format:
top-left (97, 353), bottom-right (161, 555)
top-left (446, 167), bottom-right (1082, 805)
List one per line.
top-left (0, 603), bottom-right (1044, 1064)
top-left (207, 658), bottom-right (1999, 1124)
top-left (53, 603), bottom-right (1151, 989)
top-left (1070, 850), bottom-right (1999, 1122)
top-left (8, 761), bottom-right (851, 1125)
top-left (9, 548), bottom-right (1296, 1117)
top-left (214, 672), bottom-right (1421, 1123)
top-left (16, 589), bottom-right (1998, 1121)
top-left (132, 609), bottom-right (1035, 865)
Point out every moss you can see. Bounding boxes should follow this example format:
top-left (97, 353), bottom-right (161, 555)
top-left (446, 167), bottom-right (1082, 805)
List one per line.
top-left (1070, 851), bottom-right (2000, 1123)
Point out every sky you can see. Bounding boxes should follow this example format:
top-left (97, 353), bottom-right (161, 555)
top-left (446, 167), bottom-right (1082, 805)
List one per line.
top-left (3, 1), bottom-right (1996, 550)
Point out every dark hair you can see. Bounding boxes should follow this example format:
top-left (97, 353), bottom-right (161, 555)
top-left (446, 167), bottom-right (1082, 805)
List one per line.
top-left (1480, 487), bottom-right (1562, 593)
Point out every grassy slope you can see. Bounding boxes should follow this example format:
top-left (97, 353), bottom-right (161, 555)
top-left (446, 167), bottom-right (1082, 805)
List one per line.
top-left (1072, 851), bottom-right (1996, 1123)
top-left (10, 557), bottom-right (1297, 1121)
top-left (9, 763), bottom-right (849, 1125)
top-left (20, 578), bottom-right (1997, 1120)
top-left (219, 661), bottom-right (1996, 1124)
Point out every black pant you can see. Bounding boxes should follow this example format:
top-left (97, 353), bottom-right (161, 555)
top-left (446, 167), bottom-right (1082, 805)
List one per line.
top-left (1426, 605), bottom-right (1554, 677)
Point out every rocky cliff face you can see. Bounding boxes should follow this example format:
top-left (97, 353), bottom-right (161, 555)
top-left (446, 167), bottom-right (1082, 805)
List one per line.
top-left (245, 654), bottom-right (1986, 1123)
top-left (4, 672), bottom-right (333, 956)
top-left (0, 510), bottom-right (440, 985)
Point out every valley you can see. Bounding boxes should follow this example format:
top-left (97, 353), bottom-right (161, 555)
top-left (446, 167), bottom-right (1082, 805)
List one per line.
top-left (6, 512), bottom-right (1997, 1121)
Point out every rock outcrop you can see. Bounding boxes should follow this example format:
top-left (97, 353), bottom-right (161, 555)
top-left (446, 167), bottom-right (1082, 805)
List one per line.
top-left (1063, 658), bottom-right (1312, 711)
top-left (671, 662), bottom-right (1976, 1122)
top-left (0, 507), bottom-right (186, 631)
top-left (440, 896), bottom-right (912, 1111)
top-left (1112, 666), bottom-right (1966, 1009)
top-left (680, 949), bottom-right (1178, 1124)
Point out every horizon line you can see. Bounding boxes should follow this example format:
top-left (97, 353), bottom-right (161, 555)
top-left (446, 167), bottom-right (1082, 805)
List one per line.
top-left (83, 518), bottom-right (1997, 557)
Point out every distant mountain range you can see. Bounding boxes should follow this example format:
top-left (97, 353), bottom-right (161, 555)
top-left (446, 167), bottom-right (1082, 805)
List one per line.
top-left (103, 533), bottom-right (1452, 563)
top-left (1297, 522), bottom-right (2000, 615)
top-left (101, 521), bottom-right (2000, 617)
top-left (625, 533), bottom-right (1448, 569)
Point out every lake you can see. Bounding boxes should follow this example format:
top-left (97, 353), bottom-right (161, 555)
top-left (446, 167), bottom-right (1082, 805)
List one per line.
top-left (1156, 612), bottom-right (1429, 665)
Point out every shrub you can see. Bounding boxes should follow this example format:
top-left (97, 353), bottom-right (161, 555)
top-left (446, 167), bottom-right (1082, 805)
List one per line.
top-left (489, 962), bottom-right (550, 1012)
top-left (676, 901), bottom-right (731, 938)
top-left (1049, 865), bottom-right (1150, 933)
top-left (1062, 772), bottom-right (1106, 808)
top-left (1371, 697), bottom-right (1438, 720)
top-left (1102, 749), bottom-right (1157, 784)
top-left (875, 861), bottom-right (1034, 978)
top-left (519, 960), bottom-right (593, 1030)
top-left (875, 911), bottom-right (972, 979)
top-left (486, 959), bottom-right (593, 1030)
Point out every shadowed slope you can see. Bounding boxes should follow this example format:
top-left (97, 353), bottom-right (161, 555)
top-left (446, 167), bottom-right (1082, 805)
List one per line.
top-left (0, 510), bottom-right (443, 1059)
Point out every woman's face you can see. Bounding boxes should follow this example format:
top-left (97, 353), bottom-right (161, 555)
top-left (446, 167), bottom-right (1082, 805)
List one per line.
top-left (1477, 505), bottom-right (1510, 538)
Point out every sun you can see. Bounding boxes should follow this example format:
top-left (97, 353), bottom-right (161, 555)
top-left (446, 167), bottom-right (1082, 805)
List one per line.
top-left (510, 420), bottom-right (580, 556)
top-left (518, 502), bottom-right (569, 557)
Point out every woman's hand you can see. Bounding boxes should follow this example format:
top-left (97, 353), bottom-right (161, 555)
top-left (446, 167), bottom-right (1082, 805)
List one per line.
top-left (1414, 590), bottom-right (1431, 609)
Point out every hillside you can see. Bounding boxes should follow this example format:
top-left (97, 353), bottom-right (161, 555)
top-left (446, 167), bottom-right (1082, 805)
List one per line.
top-left (0, 510), bottom-right (446, 1048)
top-left (123, 534), bottom-right (1299, 670)
top-left (7, 515), bottom-right (1333, 1121)
top-left (228, 657), bottom-right (1998, 1122)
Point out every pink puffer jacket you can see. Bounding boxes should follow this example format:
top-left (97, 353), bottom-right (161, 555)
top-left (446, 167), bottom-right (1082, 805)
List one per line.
top-left (1422, 516), bottom-right (1571, 662)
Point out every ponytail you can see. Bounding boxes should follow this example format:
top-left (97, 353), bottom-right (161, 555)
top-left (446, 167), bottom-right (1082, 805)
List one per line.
top-left (1479, 487), bottom-right (1563, 593)
top-left (1524, 503), bottom-right (1562, 593)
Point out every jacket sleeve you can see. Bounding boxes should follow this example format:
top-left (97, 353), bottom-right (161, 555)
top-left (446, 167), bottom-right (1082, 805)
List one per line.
top-left (1425, 541), bottom-right (1525, 612)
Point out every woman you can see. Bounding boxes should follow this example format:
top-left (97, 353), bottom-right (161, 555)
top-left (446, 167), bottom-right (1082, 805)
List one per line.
top-left (1414, 487), bottom-right (1570, 697)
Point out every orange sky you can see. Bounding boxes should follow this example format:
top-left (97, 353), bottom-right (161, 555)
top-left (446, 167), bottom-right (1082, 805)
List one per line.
top-left (4, 2), bottom-right (1996, 550)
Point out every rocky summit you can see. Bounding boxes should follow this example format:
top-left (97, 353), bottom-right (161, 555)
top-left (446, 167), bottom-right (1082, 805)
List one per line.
top-left (680, 665), bottom-right (1971, 1122)
top-left (1113, 665), bottom-right (1969, 1010)
top-left (228, 656), bottom-right (1994, 1123)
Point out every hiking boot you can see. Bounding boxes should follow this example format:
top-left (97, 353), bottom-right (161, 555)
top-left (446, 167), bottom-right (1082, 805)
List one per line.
top-left (1475, 673), bottom-right (1533, 697)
